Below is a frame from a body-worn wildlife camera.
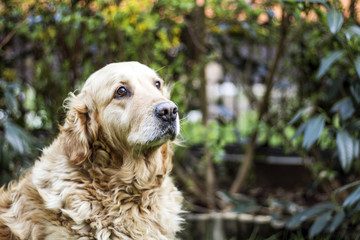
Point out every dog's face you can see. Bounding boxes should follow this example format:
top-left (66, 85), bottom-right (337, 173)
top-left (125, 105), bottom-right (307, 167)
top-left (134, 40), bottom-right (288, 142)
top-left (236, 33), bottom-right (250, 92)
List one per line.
top-left (66, 62), bottom-right (179, 159)
top-left (90, 62), bottom-right (179, 150)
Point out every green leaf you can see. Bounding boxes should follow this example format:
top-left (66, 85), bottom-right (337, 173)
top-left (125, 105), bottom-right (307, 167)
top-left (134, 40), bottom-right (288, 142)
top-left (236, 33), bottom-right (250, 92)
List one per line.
top-left (309, 211), bottom-right (332, 238)
top-left (327, 8), bottom-right (343, 34)
top-left (334, 180), bottom-right (360, 195)
top-left (350, 84), bottom-right (360, 103)
top-left (4, 89), bottom-right (19, 114)
top-left (4, 121), bottom-right (31, 154)
top-left (336, 130), bottom-right (355, 172)
top-left (343, 186), bottom-right (360, 207)
top-left (355, 201), bottom-right (360, 211)
top-left (286, 202), bottom-right (334, 229)
top-left (302, 115), bottom-right (326, 150)
top-left (331, 98), bottom-right (354, 121)
top-left (316, 51), bottom-right (344, 79)
top-left (355, 56), bottom-right (360, 79)
top-left (288, 108), bottom-right (306, 126)
top-left (328, 209), bottom-right (345, 233)
top-left (349, 25), bottom-right (360, 36)
top-left (354, 139), bottom-right (360, 159)
top-left (292, 122), bottom-right (307, 140)
top-left (344, 25), bottom-right (360, 40)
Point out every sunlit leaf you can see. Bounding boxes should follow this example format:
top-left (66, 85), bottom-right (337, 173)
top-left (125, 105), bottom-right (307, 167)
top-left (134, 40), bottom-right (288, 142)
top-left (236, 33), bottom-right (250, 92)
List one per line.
top-left (343, 186), bottom-right (360, 207)
top-left (316, 51), bottom-right (344, 79)
top-left (331, 98), bottom-right (355, 121)
top-left (327, 8), bottom-right (343, 34)
top-left (309, 211), bottom-right (332, 238)
top-left (328, 209), bottom-right (345, 233)
top-left (336, 130), bottom-right (355, 172)
top-left (4, 121), bottom-right (31, 155)
top-left (302, 115), bottom-right (326, 149)
top-left (286, 202), bottom-right (334, 229)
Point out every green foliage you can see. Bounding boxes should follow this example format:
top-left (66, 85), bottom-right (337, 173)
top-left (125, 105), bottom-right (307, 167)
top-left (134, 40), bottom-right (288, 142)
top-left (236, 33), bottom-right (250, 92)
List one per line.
top-left (288, 2), bottom-right (360, 171)
top-left (286, 202), bottom-right (335, 229)
top-left (181, 120), bottom-right (237, 163)
top-left (286, 201), bottom-right (348, 238)
top-left (285, 1), bottom-right (360, 238)
top-left (0, 79), bottom-right (34, 183)
top-left (286, 181), bottom-right (360, 238)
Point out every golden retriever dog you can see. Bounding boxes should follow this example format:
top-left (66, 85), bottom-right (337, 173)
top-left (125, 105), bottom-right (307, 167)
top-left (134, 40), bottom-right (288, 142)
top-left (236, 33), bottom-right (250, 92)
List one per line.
top-left (0, 62), bottom-right (183, 240)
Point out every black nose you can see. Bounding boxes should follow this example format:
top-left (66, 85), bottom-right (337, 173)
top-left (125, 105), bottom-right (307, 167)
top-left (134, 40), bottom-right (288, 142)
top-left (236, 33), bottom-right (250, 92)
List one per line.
top-left (155, 101), bottom-right (178, 122)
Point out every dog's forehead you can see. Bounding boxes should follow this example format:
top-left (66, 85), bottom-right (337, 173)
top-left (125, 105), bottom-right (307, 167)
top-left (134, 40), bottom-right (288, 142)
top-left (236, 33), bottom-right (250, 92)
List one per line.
top-left (85, 62), bottom-right (159, 88)
top-left (108, 62), bottom-right (159, 81)
top-left (82, 62), bottom-right (163, 106)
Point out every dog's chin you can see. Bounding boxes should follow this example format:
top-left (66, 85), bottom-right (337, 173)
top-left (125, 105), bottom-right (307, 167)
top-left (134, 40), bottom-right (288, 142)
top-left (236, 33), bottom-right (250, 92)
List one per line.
top-left (146, 129), bottom-right (177, 148)
top-left (136, 126), bottom-right (177, 151)
top-left (128, 121), bottom-right (178, 154)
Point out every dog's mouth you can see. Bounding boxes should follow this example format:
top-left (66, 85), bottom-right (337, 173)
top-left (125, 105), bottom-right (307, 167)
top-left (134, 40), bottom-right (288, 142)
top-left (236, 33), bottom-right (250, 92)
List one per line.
top-left (146, 122), bottom-right (178, 147)
top-left (156, 124), bottom-right (177, 141)
top-left (159, 123), bottom-right (178, 141)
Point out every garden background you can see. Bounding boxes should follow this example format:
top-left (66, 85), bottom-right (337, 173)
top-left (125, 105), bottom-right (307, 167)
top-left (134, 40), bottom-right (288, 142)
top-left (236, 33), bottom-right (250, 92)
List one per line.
top-left (1, 0), bottom-right (360, 239)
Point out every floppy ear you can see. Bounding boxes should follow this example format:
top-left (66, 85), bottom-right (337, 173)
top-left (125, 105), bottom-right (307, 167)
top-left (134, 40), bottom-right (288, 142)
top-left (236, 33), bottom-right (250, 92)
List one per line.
top-left (61, 91), bottom-right (98, 165)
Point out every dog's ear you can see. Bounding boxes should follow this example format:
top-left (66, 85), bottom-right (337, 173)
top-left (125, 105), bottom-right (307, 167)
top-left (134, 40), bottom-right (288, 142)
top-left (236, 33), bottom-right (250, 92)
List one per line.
top-left (61, 91), bottom-right (98, 165)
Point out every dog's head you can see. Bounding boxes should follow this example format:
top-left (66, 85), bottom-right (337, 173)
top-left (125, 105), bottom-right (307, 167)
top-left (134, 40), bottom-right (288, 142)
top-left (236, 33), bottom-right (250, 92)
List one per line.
top-left (62, 62), bottom-right (179, 164)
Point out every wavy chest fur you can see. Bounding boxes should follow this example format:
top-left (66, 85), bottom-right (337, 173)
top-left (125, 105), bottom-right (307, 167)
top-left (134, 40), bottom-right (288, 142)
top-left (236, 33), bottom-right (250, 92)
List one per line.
top-left (27, 139), bottom-right (183, 240)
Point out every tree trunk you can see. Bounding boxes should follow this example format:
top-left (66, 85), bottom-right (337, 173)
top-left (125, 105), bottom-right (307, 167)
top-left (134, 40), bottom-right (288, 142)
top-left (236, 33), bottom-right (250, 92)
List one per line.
top-left (229, 8), bottom-right (290, 195)
top-left (181, 0), bottom-right (215, 210)
top-left (193, 1), bottom-right (216, 210)
top-left (349, 0), bottom-right (358, 23)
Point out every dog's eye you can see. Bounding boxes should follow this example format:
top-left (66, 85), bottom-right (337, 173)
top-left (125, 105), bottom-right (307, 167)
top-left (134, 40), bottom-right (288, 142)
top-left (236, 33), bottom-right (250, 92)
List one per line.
top-left (155, 81), bottom-right (161, 90)
top-left (115, 87), bottom-right (128, 98)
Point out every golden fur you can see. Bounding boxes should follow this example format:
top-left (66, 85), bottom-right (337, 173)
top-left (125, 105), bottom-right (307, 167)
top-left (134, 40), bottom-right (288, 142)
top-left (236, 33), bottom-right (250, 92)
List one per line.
top-left (0, 62), bottom-right (183, 240)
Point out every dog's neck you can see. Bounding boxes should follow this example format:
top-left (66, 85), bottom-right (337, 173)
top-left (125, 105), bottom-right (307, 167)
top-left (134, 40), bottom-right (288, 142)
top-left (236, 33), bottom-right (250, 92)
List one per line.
top-left (82, 139), bottom-right (173, 192)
